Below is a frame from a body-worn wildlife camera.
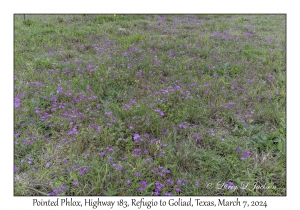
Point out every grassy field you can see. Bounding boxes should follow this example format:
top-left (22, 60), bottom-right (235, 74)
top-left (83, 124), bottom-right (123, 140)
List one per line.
top-left (14, 14), bottom-right (286, 196)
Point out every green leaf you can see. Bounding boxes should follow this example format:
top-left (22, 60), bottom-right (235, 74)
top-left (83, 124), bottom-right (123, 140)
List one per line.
top-left (272, 137), bottom-right (281, 143)
top-left (277, 141), bottom-right (283, 152)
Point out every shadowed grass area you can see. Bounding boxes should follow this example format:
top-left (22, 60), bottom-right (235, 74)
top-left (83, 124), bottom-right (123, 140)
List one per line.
top-left (14, 14), bottom-right (286, 196)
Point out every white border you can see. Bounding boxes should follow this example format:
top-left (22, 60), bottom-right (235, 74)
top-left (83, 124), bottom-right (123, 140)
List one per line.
top-left (2, 0), bottom-right (298, 209)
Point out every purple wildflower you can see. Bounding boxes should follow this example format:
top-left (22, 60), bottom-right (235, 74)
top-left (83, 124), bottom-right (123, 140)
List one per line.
top-left (48, 192), bottom-right (55, 196)
top-left (155, 109), bottom-right (164, 116)
top-left (151, 167), bottom-right (158, 172)
top-left (52, 189), bottom-right (61, 195)
top-left (177, 179), bottom-right (185, 186)
top-left (224, 181), bottom-right (235, 190)
top-left (134, 148), bottom-right (141, 153)
top-left (133, 134), bottom-right (140, 141)
top-left (57, 87), bottom-right (63, 94)
top-left (243, 151), bottom-right (251, 157)
top-left (134, 172), bottom-right (142, 177)
top-left (106, 147), bottom-right (114, 152)
top-left (136, 70), bottom-right (143, 77)
top-left (140, 181), bottom-right (147, 187)
top-left (178, 122), bottom-right (187, 129)
top-left (129, 99), bottom-right (136, 104)
top-left (167, 179), bottom-right (174, 185)
top-left (175, 188), bottom-right (181, 192)
top-left (193, 134), bottom-right (201, 141)
top-left (115, 165), bottom-right (123, 170)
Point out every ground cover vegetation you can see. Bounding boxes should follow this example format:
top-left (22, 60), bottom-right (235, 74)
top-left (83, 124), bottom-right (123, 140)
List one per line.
top-left (14, 14), bottom-right (286, 196)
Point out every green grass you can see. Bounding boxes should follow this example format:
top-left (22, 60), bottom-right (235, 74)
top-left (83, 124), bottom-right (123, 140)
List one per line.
top-left (14, 14), bottom-right (286, 196)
